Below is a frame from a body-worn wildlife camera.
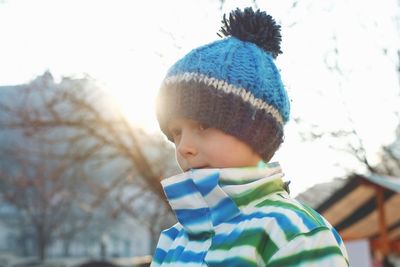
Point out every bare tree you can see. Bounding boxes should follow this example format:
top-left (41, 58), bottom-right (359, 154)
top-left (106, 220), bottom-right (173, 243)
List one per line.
top-left (0, 71), bottom-right (177, 259)
top-left (0, 144), bottom-right (85, 259)
top-left (295, 3), bottom-right (400, 178)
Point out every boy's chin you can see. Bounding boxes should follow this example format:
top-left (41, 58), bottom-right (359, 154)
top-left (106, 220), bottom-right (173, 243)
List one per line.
top-left (182, 166), bottom-right (210, 172)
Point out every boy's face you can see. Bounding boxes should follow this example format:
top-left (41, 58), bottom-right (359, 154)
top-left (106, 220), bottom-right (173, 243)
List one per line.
top-left (168, 118), bottom-right (262, 172)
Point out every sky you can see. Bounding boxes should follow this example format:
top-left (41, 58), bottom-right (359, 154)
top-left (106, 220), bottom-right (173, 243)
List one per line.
top-left (0, 0), bottom-right (399, 197)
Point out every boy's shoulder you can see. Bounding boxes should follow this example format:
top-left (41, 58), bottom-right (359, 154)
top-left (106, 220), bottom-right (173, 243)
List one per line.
top-left (246, 190), bottom-right (336, 239)
top-left (246, 191), bottom-right (349, 266)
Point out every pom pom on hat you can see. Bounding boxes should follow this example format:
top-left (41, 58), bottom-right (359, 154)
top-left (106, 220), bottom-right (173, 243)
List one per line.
top-left (218, 7), bottom-right (282, 58)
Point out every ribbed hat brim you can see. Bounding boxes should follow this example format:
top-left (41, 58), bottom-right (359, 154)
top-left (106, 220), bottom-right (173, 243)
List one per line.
top-left (157, 80), bottom-right (284, 162)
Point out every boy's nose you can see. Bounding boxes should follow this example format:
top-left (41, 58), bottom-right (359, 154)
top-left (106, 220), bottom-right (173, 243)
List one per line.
top-left (177, 133), bottom-right (197, 158)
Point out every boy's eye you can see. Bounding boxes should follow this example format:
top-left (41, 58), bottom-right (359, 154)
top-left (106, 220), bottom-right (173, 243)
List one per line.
top-left (170, 128), bottom-right (181, 138)
top-left (170, 128), bottom-right (182, 141)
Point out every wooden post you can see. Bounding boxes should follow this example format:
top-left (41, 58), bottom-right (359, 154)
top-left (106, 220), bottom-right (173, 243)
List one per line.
top-left (376, 186), bottom-right (390, 255)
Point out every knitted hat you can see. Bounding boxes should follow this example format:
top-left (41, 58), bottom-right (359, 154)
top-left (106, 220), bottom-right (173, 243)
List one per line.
top-left (156, 7), bottom-right (290, 162)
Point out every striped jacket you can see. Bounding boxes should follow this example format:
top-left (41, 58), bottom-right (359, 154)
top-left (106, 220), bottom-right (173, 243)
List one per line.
top-left (151, 163), bottom-right (349, 266)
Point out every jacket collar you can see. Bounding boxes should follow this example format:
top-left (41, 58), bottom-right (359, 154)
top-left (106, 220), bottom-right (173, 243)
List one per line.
top-left (161, 162), bottom-right (285, 234)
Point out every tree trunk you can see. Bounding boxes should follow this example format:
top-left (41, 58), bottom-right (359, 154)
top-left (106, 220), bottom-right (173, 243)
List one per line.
top-left (37, 224), bottom-right (47, 261)
top-left (63, 239), bottom-right (71, 257)
top-left (100, 241), bottom-right (107, 259)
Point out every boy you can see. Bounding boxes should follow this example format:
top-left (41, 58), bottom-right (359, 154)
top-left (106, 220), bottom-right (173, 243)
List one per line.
top-left (151, 7), bottom-right (349, 267)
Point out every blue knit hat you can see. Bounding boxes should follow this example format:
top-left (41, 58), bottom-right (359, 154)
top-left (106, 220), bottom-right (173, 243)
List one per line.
top-left (157, 7), bottom-right (290, 161)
